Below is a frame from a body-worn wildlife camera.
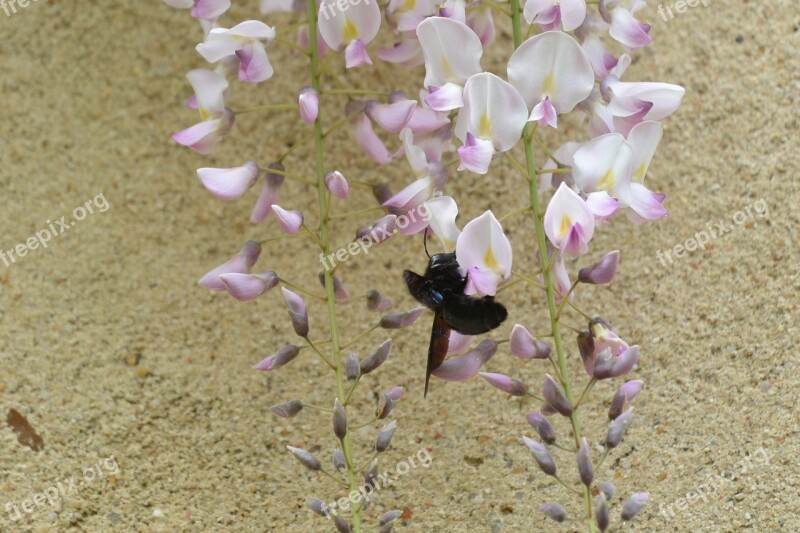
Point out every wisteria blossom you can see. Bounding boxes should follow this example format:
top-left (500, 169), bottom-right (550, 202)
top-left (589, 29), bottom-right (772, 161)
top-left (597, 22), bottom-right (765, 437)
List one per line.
top-left (172, 69), bottom-right (234, 154)
top-left (524, 0), bottom-right (586, 31)
top-left (544, 182), bottom-right (595, 256)
top-left (454, 210), bottom-right (512, 296)
top-left (318, 0), bottom-right (382, 68)
top-left (197, 21), bottom-right (277, 82)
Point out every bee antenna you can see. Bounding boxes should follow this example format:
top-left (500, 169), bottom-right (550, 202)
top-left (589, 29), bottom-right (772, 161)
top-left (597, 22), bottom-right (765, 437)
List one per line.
top-left (423, 230), bottom-right (431, 259)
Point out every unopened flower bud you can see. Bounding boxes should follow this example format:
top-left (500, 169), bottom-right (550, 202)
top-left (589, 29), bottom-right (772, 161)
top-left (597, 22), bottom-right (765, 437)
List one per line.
top-left (333, 399), bottom-right (347, 440)
top-left (606, 408), bottom-right (634, 449)
top-left (578, 250), bottom-right (620, 285)
top-left (609, 380), bottom-right (643, 420)
top-left (379, 510), bottom-right (402, 526)
top-left (287, 445), bottom-right (321, 471)
top-left (254, 344), bottom-right (300, 371)
top-left (540, 503), bottom-right (567, 522)
top-left (220, 271), bottom-right (279, 301)
top-left (523, 436), bottom-right (557, 476)
top-left (380, 307), bottom-right (424, 329)
top-left (307, 497), bottom-right (328, 517)
top-left (270, 399), bottom-right (303, 418)
top-left (357, 215), bottom-right (397, 243)
top-left (334, 516), bottom-right (351, 533)
top-left (332, 449), bottom-right (346, 471)
top-left (526, 412), bottom-right (556, 445)
top-left (577, 438), bottom-right (594, 486)
top-left (376, 392), bottom-right (395, 419)
top-left (199, 240), bottom-right (262, 291)
top-left (385, 387), bottom-right (404, 401)
top-left (325, 170), bottom-right (349, 199)
top-left (577, 330), bottom-right (595, 376)
top-left (297, 86), bottom-right (319, 125)
top-left (318, 273), bottom-right (349, 300)
top-left (345, 353), bottom-right (360, 380)
top-left (480, 372), bottom-right (528, 396)
top-left (543, 375), bottom-right (573, 416)
top-left (366, 289), bottom-right (392, 312)
top-left (610, 345), bottom-right (639, 377)
top-left (599, 481), bottom-right (616, 502)
top-left (596, 493), bottom-right (610, 532)
top-left (364, 460), bottom-right (379, 489)
top-left (621, 492), bottom-right (649, 520)
top-left (375, 420), bottom-right (397, 452)
top-left (360, 339), bottom-right (392, 374)
top-left (281, 287), bottom-right (309, 337)
top-left (510, 324), bottom-right (551, 359)
top-left (271, 205), bottom-right (304, 234)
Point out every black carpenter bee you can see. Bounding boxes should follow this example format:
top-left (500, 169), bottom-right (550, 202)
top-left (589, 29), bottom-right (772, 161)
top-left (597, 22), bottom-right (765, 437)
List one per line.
top-left (403, 235), bottom-right (508, 397)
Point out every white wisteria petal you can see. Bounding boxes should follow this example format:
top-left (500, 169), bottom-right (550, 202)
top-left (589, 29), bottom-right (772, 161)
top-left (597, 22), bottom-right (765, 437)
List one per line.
top-left (572, 133), bottom-right (632, 194)
top-left (606, 82), bottom-right (685, 121)
top-left (424, 83), bottom-right (465, 112)
top-left (457, 133), bottom-right (495, 174)
top-left (455, 72), bottom-right (528, 152)
top-left (455, 211), bottom-right (512, 282)
top-left (544, 182), bottom-right (595, 256)
top-left (197, 161), bottom-right (260, 200)
top-left (426, 195), bottom-right (461, 251)
top-left (319, 0), bottom-right (381, 50)
top-left (507, 31), bottom-right (594, 116)
top-left (416, 17), bottom-right (483, 88)
top-left (626, 120), bottom-right (662, 182)
top-left (187, 69), bottom-right (228, 118)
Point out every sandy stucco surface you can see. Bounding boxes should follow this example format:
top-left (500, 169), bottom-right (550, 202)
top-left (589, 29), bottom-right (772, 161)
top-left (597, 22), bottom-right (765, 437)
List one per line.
top-left (0, 1), bottom-right (798, 532)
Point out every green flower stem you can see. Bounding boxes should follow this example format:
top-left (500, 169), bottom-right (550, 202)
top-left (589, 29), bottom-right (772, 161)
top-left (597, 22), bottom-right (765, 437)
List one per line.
top-left (306, 1), bottom-right (362, 530)
top-left (508, 1), bottom-right (597, 531)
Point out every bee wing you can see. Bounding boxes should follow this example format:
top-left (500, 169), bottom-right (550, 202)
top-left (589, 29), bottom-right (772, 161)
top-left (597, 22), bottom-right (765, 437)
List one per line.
top-left (403, 270), bottom-right (443, 309)
top-left (425, 310), bottom-right (450, 398)
top-left (441, 294), bottom-right (508, 335)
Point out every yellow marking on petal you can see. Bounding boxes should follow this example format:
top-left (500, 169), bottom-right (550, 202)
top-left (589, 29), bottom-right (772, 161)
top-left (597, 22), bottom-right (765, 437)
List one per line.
top-left (343, 18), bottom-right (358, 41)
top-left (402, 0), bottom-right (416, 11)
top-left (542, 71), bottom-right (556, 97)
top-left (478, 112), bottom-right (493, 138)
top-left (440, 57), bottom-right (455, 80)
top-left (597, 169), bottom-right (615, 191)
top-left (558, 216), bottom-right (572, 238)
top-left (633, 163), bottom-right (646, 183)
top-left (484, 247), bottom-right (500, 272)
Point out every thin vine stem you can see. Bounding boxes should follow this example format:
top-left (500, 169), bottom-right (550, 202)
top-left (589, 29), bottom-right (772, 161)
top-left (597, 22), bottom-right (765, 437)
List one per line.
top-left (508, 1), bottom-right (597, 530)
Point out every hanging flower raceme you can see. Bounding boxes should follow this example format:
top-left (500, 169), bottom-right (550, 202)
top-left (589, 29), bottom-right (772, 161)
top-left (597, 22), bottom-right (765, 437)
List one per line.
top-left (454, 73), bottom-right (528, 174)
top-left (544, 182), bottom-right (595, 257)
top-left (571, 120), bottom-right (667, 222)
top-left (318, 0), bottom-right (382, 68)
top-left (454, 211), bottom-right (513, 296)
top-left (524, 0), bottom-right (586, 31)
top-left (416, 17), bottom-right (484, 112)
top-left (508, 31), bottom-right (595, 129)
top-left (172, 69), bottom-right (234, 154)
top-left (197, 21), bottom-right (277, 83)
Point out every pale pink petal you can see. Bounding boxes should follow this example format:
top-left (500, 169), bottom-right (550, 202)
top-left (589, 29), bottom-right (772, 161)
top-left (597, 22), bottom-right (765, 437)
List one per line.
top-left (544, 182), bottom-right (594, 256)
top-left (383, 176), bottom-right (434, 210)
top-left (607, 82), bottom-right (684, 122)
top-left (192, 0), bottom-right (231, 20)
top-left (197, 161), bottom-right (260, 200)
top-left (345, 39), bottom-right (372, 68)
top-left (585, 191), bottom-right (619, 221)
top-left (271, 205), bottom-right (304, 234)
top-left (406, 107), bottom-right (450, 133)
top-left (220, 272), bottom-right (278, 301)
top-left (447, 331), bottom-right (473, 355)
top-left (298, 87), bottom-right (319, 125)
top-left (560, 0), bottom-right (587, 31)
top-left (366, 99), bottom-right (416, 132)
top-left (466, 7), bottom-right (495, 45)
top-left (609, 7), bottom-right (651, 49)
top-left (186, 69), bottom-right (228, 116)
top-left (172, 119), bottom-right (223, 155)
top-left (621, 183), bottom-right (668, 222)
top-left (325, 171), bottom-right (350, 199)
top-left (464, 267), bottom-right (500, 297)
top-left (530, 96), bottom-right (558, 128)
top-left (353, 115), bottom-right (392, 163)
top-left (199, 241), bottom-right (262, 291)
top-left (457, 132), bottom-right (495, 174)
top-left (424, 83), bottom-right (465, 112)
top-left (236, 43), bottom-right (273, 82)
top-left (251, 164), bottom-right (284, 224)
top-left (377, 38), bottom-right (424, 67)
top-left (431, 340), bottom-right (497, 381)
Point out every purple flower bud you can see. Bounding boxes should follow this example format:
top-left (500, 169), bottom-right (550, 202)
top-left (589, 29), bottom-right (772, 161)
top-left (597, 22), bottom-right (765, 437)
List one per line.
top-left (379, 525), bottom-right (393, 533)
top-left (432, 340), bottom-right (498, 382)
top-left (599, 481), bottom-right (616, 502)
top-left (371, 183), bottom-right (397, 210)
top-left (621, 492), bottom-right (649, 520)
top-left (219, 271), bottom-right (279, 302)
top-left (254, 344), bottom-right (300, 371)
top-left (578, 250), bottom-right (620, 285)
top-left (333, 399), bottom-right (347, 440)
top-left (199, 240), bottom-right (262, 291)
top-left (379, 510), bottom-right (402, 526)
top-left (606, 408), bottom-right (634, 449)
top-left (609, 380), bottom-right (643, 419)
top-left (593, 348), bottom-right (615, 379)
top-left (270, 399), bottom-right (303, 418)
top-left (366, 290), bottom-right (392, 312)
top-left (577, 438), bottom-right (594, 486)
top-left (318, 273), bottom-right (350, 300)
top-left (380, 307), bottom-right (425, 329)
top-left (307, 497), bottom-right (328, 517)
top-left (527, 412), bottom-right (556, 445)
top-left (297, 86), bottom-right (319, 125)
top-left (287, 445), bottom-right (321, 471)
top-left (345, 353), bottom-right (360, 381)
top-left (540, 503), bottom-right (567, 522)
top-left (325, 170), bottom-right (350, 199)
top-left (509, 324), bottom-right (551, 359)
top-left (334, 516), bottom-right (351, 533)
top-left (332, 449), bottom-right (346, 471)
top-left (376, 392), bottom-right (394, 420)
top-left (543, 375), bottom-right (573, 416)
top-left (385, 387), bottom-right (404, 401)
top-left (360, 339), bottom-right (392, 373)
top-left (480, 372), bottom-right (528, 396)
top-left (596, 493), bottom-right (610, 532)
top-left (610, 345), bottom-right (640, 377)
top-left (281, 287), bottom-right (309, 337)
top-left (364, 459), bottom-right (379, 489)
top-left (375, 420), bottom-right (397, 452)
top-left (523, 436), bottom-right (557, 476)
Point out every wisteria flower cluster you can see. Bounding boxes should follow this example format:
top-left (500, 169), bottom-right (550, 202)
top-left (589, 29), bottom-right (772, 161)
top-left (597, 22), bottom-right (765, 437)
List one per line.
top-left (166, 0), bottom-right (683, 530)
